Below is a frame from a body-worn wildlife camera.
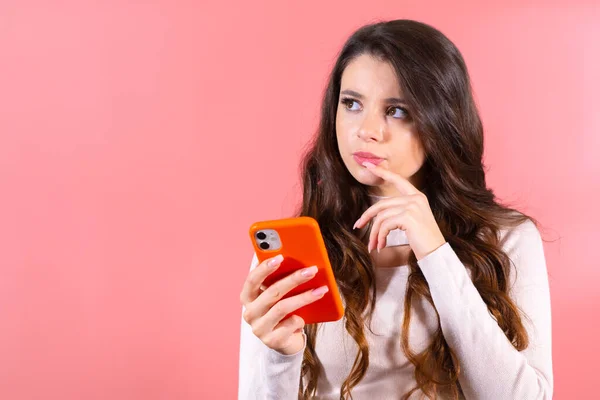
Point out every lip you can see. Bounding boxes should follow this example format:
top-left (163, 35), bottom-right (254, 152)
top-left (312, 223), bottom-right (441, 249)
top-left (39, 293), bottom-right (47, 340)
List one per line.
top-left (352, 151), bottom-right (384, 166)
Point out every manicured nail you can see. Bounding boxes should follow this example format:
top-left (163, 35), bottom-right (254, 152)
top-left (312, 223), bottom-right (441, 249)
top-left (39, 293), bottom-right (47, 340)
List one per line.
top-left (362, 161), bottom-right (375, 169)
top-left (268, 254), bottom-right (284, 268)
top-left (353, 219), bottom-right (360, 230)
top-left (367, 244), bottom-right (372, 253)
top-left (312, 285), bottom-right (329, 296)
top-left (301, 266), bottom-right (318, 277)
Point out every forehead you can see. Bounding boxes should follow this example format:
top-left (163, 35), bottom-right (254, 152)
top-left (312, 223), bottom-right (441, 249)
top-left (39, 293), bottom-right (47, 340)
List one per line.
top-left (340, 54), bottom-right (402, 96)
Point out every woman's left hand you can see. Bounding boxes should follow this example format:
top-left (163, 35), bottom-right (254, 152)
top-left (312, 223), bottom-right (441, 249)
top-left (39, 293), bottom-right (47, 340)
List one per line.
top-left (353, 162), bottom-right (447, 261)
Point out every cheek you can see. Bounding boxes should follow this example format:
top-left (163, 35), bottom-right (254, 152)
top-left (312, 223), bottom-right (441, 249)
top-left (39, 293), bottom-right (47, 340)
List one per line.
top-left (389, 138), bottom-right (426, 173)
top-left (335, 119), bottom-right (349, 148)
top-left (335, 116), bottom-right (356, 145)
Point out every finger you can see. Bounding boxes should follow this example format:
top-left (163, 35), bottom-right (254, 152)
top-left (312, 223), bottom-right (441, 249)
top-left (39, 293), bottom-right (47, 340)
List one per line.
top-left (355, 197), bottom-right (409, 229)
top-left (243, 265), bottom-right (319, 323)
top-left (240, 254), bottom-right (284, 306)
top-left (273, 315), bottom-right (306, 336)
top-left (368, 207), bottom-right (404, 252)
top-left (260, 315), bottom-right (306, 351)
top-left (362, 162), bottom-right (420, 196)
top-left (258, 285), bottom-right (329, 332)
top-left (377, 215), bottom-right (409, 252)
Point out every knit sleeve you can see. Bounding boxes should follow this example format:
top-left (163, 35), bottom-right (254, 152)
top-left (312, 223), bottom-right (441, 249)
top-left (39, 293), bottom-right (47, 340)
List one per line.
top-left (417, 220), bottom-right (553, 399)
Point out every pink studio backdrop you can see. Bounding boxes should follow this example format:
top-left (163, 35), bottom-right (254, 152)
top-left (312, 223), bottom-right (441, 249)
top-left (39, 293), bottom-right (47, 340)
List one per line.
top-left (0, 1), bottom-right (598, 399)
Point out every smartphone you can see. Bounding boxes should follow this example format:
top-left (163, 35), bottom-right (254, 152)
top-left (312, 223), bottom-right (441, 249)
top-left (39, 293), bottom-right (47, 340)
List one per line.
top-left (249, 216), bottom-right (344, 324)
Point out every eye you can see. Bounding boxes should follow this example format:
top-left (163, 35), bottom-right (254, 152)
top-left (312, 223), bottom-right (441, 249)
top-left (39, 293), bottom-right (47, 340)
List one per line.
top-left (387, 106), bottom-right (409, 119)
top-left (340, 97), bottom-right (360, 111)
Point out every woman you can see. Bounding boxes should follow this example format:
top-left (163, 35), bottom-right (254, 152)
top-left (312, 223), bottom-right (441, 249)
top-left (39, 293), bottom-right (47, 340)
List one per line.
top-left (238, 19), bottom-right (553, 399)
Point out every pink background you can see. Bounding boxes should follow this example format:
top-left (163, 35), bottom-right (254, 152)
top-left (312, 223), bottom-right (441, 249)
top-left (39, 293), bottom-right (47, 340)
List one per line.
top-left (0, 1), bottom-right (598, 399)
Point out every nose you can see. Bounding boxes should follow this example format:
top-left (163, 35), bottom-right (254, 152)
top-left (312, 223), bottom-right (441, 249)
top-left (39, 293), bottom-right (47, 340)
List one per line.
top-left (357, 113), bottom-right (385, 142)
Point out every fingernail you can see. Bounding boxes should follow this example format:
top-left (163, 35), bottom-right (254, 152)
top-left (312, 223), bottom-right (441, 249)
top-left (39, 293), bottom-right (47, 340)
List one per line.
top-left (353, 220), bottom-right (359, 230)
top-left (362, 161), bottom-right (375, 169)
top-left (301, 266), bottom-right (318, 277)
top-left (367, 244), bottom-right (372, 253)
top-left (268, 254), bottom-right (284, 268)
top-left (312, 285), bottom-right (329, 296)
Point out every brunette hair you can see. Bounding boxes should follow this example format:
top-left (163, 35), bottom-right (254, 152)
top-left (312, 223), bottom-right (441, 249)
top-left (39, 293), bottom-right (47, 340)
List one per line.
top-left (297, 19), bottom-right (541, 399)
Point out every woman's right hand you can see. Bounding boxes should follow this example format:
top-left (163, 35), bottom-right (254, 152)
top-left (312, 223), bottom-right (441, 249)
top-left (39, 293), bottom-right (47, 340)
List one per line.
top-left (239, 254), bottom-right (329, 355)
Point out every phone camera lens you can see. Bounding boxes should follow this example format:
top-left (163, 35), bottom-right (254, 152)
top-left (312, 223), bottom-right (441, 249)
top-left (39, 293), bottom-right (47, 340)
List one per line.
top-left (257, 232), bottom-right (267, 240)
top-left (259, 242), bottom-right (270, 250)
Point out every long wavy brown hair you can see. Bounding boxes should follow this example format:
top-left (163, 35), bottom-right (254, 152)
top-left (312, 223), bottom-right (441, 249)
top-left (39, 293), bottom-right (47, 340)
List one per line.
top-left (295, 19), bottom-right (543, 399)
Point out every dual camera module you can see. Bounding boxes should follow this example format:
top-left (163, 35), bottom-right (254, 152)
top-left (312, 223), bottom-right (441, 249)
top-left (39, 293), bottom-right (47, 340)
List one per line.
top-left (256, 231), bottom-right (269, 249)
top-left (254, 229), bottom-right (282, 251)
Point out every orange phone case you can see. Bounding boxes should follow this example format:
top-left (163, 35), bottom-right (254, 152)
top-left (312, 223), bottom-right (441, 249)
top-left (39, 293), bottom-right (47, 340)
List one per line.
top-left (249, 216), bottom-right (344, 324)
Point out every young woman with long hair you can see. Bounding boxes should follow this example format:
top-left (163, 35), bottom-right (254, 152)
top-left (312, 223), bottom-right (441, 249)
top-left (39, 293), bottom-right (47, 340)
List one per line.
top-left (238, 19), bottom-right (553, 400)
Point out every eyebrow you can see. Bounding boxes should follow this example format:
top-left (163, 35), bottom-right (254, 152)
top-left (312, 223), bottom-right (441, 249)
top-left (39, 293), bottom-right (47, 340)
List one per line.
top-left (340, 89), bottom-right (407, 104)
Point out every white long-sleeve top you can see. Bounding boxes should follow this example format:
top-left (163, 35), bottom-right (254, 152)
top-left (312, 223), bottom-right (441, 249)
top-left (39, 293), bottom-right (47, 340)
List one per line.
top-left (238, 219), bottom-right (553, 399)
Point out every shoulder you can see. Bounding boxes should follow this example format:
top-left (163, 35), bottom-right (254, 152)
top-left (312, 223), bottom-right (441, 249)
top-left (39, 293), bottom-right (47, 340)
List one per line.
top-left (497, 218), bottom-right (548, 290)
top-left (498, 218), bottom-right (544, 258)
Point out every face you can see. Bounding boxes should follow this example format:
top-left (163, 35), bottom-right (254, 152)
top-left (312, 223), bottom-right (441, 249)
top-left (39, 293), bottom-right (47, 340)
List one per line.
top-left (336, 54), bottom-right (426, 197)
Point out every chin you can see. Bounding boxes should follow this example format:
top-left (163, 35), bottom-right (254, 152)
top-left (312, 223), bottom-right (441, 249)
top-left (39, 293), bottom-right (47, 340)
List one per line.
top-left (351, 168), bottom-right (382, 186)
